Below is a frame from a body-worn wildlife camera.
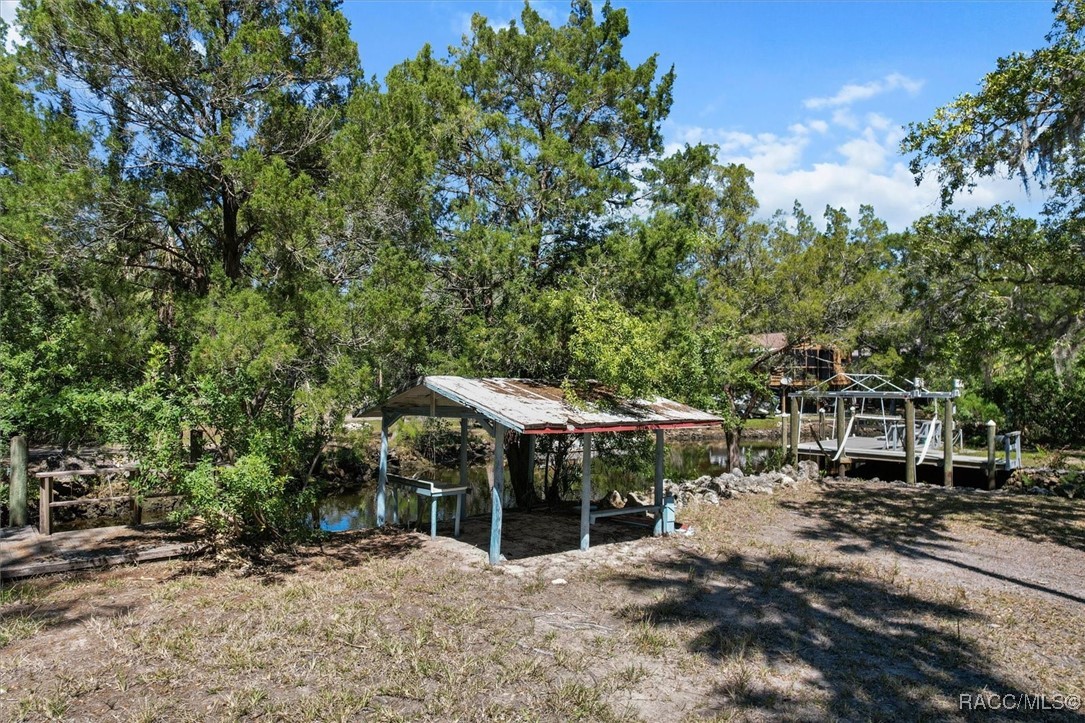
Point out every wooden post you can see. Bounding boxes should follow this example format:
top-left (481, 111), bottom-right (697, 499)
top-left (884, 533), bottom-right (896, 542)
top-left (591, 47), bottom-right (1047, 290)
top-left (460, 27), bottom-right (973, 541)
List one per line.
top-left (376, 414), bottom-right (389, 526)
top-left (580, 432), bottom-right (592, 552)
top-left (835, 400), bottom-right (846, 444)
top-left (8, 436), bottom-right (28, 527)
top-left (904, 399), bottom-right (916, 486)
top-left (39, 476), bottom-right (52, 535)
top-left (789, 397), bottom-right (800, 466)
top-left (818, 410), bottom-right (825, 441)
top-left (986, 420), bottom-right (997, 490)
top-left (942, 398), bottom-right (954, 488)
top-left (490, 423), bottom-right (506, 565)
top-left (653, 430), bottom-right (665, 536)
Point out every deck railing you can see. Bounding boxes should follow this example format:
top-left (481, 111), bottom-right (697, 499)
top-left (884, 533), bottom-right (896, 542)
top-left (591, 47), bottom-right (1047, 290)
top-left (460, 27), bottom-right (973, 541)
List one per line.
top-left (34, 467), bottom-right (180, 535)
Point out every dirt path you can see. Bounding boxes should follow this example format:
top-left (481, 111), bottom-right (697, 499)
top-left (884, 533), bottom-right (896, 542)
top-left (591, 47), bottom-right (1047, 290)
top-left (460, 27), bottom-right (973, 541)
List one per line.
top-left (762, 481), bottom-right (1085, 609)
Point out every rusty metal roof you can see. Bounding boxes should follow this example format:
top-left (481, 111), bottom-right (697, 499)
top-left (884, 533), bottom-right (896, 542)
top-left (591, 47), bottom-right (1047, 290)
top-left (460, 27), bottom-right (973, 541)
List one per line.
top-left (357, 377), bottom-right (723, 434)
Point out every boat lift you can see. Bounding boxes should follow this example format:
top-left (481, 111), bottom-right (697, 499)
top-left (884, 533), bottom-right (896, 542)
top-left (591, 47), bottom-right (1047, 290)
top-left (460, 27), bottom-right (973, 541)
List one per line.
top-left (783, 374), bottom-right (1021, 489)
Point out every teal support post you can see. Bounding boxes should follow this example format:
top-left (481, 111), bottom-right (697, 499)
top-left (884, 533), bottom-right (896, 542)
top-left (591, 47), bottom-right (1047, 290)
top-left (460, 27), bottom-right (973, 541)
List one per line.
top-left (459, 418), bottom-right (469, 488)
top-left (490, 423), bottom-right (506, 565)
top-left (580, 432), bottom-right (592, 552)
top-left (459, 417), bottom-right (469, 536)
top-left (653, 430), bottom-right (665, 536)
top-left (377, 414), bottom-right (390, 527)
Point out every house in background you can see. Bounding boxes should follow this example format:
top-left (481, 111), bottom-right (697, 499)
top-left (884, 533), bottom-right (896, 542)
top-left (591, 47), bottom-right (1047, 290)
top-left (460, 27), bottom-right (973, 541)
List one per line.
top-left (753, 333), bottom-right (848, 392)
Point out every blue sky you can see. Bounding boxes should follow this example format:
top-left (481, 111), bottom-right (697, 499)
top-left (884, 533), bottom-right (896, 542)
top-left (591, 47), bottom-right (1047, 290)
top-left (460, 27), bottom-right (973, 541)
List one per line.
top-left (341, 0), bottom-right (1057, 229)
top-left (1, 0), bottom-right (1058, 229)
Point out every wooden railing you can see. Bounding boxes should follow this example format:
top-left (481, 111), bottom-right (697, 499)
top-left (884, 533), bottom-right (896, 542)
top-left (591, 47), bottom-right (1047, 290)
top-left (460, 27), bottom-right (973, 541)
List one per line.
top-left (35, 467), bottom-right (180, 535)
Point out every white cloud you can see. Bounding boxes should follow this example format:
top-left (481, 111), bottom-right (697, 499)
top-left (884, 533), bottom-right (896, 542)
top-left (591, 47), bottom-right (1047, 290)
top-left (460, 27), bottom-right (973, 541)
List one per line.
top-left (665, 113), bottom-right (1043, 231)
top-left (866, 112), bottom-right (891, 131)
top-left (804, 72), bottom-right (924, 110)
top-left (808, 119), bottom-right (829, 134)
top-left (832, 108), bottom-right (859, 130)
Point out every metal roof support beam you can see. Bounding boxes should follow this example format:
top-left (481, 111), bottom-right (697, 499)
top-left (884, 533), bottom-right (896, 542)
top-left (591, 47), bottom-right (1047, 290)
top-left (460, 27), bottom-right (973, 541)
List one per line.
top-left (379, 406), bottom-right (482, 420)
top-left (653, 430), bottom-right (665, 536)
top-left (376, 413), bottom-right (391, 527)
top-left (489, 422), bottom-right (506, 565)
top-left (580, 432), bottom-right (592, 552)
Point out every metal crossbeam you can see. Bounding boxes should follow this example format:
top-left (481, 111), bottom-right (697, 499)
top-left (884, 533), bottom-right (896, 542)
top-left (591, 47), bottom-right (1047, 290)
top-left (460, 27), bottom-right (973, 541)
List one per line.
top-left (789, 373), bottom-right (960, 401)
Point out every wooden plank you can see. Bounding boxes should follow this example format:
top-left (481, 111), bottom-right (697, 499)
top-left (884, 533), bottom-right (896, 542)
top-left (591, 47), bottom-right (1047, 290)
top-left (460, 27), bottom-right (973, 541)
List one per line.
top-left (0, 543), bottom-right (192, 581)
top-left (580, 432), bottom-right (592, 552)
top-left (34, 466), bottom-right (140, 479)
top-left (8, 436), bottom-right (28, 527)
top-left (50, 496), bottom-right (131, 509)
top-left (795, 440), bottom-right (1001, 469)
top-left (591, 506), bottom-right (654, 523)
top-left (490, 423), bottom-right (506, 565)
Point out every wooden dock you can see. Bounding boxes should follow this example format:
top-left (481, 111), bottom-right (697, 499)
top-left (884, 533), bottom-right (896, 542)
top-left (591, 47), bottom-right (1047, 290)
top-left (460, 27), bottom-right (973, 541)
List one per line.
top-left (796, 438), bottom-right (1005, 470)
top-left (0, 524), bottom-right (197, 580)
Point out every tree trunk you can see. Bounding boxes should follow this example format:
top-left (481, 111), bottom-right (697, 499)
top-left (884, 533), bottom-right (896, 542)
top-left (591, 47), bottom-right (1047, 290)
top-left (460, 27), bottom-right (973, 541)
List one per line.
top-left (504, 432), bottom-right (538, 508)
top-left (725, 428), bottom-right (743, 472)
top-left (545, 436), bottom-right (571, 506)
top-left (221, 181), bottom-right (243, 281)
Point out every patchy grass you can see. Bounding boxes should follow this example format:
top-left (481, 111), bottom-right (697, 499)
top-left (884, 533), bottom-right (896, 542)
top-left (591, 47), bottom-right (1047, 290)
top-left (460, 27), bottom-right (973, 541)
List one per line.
top-left (1, 484), bottom-right (1083, 721)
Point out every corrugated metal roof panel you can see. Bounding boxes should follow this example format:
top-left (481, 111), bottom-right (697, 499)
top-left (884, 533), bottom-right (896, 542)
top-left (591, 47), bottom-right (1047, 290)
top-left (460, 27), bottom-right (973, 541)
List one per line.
top-left (358, 377), bottom-right (722, 434)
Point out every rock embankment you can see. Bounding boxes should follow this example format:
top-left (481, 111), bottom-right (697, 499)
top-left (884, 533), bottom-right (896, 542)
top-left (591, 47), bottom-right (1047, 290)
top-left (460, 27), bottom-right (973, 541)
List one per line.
top-left (598, 461), bottom-right (821, 511)
top-left (1005, 467), bottom-right (1084, 498)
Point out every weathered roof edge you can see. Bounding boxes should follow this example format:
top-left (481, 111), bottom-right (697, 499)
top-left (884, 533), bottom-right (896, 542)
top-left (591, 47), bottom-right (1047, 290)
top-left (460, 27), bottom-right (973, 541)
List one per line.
top-left (355, 376), bottom-right (723, 434)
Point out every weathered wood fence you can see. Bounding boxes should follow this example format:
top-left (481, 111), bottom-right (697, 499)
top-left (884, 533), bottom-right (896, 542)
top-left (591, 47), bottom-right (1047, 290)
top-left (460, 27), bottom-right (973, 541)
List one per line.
top-left (6, 438), bottom-right (181, 535)
top-left (34, 467), bottom-right (181, 535)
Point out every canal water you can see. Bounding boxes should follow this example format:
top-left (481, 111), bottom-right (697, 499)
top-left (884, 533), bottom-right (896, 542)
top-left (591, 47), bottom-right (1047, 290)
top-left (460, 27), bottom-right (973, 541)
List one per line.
top-left (318, 440), bottom-right (778, 532)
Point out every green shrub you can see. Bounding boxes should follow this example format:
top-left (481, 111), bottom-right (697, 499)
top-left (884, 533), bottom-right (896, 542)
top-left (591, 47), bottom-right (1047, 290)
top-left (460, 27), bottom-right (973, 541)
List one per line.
top-left (176, 455), bottom-right (315, 545)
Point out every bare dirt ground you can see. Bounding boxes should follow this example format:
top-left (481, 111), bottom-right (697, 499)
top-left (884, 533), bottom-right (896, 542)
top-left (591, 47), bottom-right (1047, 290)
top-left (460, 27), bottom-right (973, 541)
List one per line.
top-left (1, 480), bottom-right (1083, 722)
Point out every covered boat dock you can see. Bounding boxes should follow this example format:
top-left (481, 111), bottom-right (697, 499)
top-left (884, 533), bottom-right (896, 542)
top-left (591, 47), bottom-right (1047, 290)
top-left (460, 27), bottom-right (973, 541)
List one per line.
top-left (359, 377), bottom-right (723, 564)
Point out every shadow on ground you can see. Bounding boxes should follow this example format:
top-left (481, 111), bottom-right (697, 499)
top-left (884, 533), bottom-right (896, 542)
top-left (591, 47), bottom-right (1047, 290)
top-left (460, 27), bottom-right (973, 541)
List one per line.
top-left (779, 483), bottom-right (1085, 606)
top-left (442, 506), bottom-right (651, 560)
top-left (617, 549), bottom-right (1075, 721)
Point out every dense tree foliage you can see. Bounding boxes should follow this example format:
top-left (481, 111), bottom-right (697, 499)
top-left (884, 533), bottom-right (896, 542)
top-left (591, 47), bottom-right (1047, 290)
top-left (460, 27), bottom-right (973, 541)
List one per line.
top-left (903, 0), bottom-right (1085, 440)
top-left (2, 0), bottom-right (1082, 543)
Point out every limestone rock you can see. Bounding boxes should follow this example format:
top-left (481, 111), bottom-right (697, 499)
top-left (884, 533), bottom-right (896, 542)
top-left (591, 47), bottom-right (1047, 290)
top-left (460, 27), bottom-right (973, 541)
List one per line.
top-left (605, 490), bottom-right (625, 509)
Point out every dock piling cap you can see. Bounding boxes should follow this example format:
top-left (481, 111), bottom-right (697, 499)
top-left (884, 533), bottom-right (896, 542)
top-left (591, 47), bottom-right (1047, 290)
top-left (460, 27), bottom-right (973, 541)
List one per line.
top-left (986, 420), bottom-right (996, 427)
